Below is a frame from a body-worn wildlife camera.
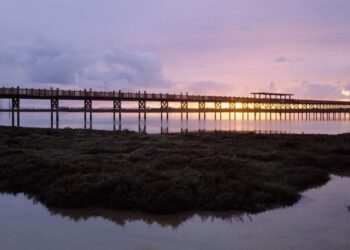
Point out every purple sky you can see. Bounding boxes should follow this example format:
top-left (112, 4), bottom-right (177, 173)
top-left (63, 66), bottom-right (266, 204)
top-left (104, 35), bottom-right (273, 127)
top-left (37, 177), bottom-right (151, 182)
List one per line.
top-left (1, 0), bottom-right (350, 99)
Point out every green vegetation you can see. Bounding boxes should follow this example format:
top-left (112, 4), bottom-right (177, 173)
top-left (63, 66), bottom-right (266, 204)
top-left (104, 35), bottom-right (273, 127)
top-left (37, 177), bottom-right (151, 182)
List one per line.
top-left (0, 126), bottom-right (349, 214)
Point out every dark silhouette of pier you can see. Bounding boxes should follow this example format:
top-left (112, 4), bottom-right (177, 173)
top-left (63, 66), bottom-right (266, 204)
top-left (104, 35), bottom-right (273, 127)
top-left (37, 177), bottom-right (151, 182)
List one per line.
top-left (0, 86), bottom-right (349, 131)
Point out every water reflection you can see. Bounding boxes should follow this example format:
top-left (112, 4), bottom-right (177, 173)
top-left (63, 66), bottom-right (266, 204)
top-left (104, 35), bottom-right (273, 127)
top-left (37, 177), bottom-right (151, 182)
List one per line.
top-left (48, 207), bottom-right (251, 230)
top-left (1, 175), bottom-right (350, 250)
top-left (1, 112), bottom-right (349, 134)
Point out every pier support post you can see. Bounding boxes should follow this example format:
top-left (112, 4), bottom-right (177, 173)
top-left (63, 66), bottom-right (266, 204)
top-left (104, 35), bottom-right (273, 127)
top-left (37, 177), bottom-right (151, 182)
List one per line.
top-left (56, 88), bottom-right (59, 128)
top-left (84, 98), bottom-right (92, 130)
top-left (113, 98), bottom-right (121, 131)
top-left (118, 90), bottom-right (122, 130)
top-left (11, 87), bottom-right (20, 127)
top-left (112, 90), bottom-right (115, 130)
top-left (11, 97), bottom-right (20, 127)
top-left (50, 97), bottom-right (59, 129)
top-left (161, 100), bottom-right (169, 118)
top-left (186, 92), bottom-right (189, 121)
top-left (138, 91), bottom-right (147, 133)
top-left (199, 101), bottom-right (205, 121)
top-left (215, 101), bottom-right (221, 121)
top-left (180, 93), bottom-right (183, 121)
top-left (181, 100), bottom-right (188, 123)
top-left (229, 102), bottom-right (235, 120)
top-left (166, 94), bottom-right (169, 121)
top-left (180, 93), bottom-right (188, 132)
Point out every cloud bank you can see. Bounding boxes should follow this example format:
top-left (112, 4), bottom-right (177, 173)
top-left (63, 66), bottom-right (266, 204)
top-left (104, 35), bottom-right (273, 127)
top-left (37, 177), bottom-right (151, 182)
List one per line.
top-left (0, 41), bottom-right (169, 91)
top-left (288, 81), bottom-right (350, 100)
top-left (0, 41), bottom-right (349, 100)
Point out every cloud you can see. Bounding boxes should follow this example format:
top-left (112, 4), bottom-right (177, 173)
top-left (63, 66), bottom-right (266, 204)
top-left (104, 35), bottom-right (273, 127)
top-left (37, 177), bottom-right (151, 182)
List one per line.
top-left (0, 40), bottom-right (244, 95)
top-left (341, 83), bottom-right (350, 97)
top-left (83, 49), bottom-right (169, 90)
top-left (288, 81), bottom-right (349, 100)
top-left (274, 56), bottom-right (302, 63)
top-left (0, 41), bottom-right (85, 85)
top-left (0, 41), bottom-right (169, 90)
top-left (26, 46), bottom-right (85, 84)
top-left (274, 56), bottom-right (288, 63)
top-left (343, 83), bottom-right (350, 90)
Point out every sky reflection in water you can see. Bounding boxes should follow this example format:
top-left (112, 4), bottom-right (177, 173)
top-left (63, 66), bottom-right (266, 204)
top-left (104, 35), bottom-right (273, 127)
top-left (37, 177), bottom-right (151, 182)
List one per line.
top-left (1, 175), bottom-right (350, 250)
top-left (1, 112), bottom-right (350, 134)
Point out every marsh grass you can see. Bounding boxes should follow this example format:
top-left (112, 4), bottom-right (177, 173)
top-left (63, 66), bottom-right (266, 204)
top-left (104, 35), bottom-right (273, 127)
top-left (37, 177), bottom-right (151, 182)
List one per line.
top-left (0, 126), bottom-right (349, 214)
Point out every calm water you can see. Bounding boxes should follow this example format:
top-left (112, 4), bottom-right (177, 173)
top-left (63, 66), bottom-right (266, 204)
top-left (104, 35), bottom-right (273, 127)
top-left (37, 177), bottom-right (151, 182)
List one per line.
top-left (0, 176), bottom-right (349, 250)
top-left (1, 112), bottom-right (350, 134)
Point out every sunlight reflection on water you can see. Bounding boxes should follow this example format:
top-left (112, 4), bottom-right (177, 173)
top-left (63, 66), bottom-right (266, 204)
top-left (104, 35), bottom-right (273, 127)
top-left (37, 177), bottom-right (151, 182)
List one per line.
top-left (1, 112), bottom-right (350, 134)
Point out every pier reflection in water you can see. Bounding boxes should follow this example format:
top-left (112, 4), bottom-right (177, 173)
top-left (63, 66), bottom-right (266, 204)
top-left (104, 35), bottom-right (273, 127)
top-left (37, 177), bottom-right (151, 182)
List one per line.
top-left (0, 111), bottom-right (350, 134)
top-left (1, 175), bottom-right (350, 250)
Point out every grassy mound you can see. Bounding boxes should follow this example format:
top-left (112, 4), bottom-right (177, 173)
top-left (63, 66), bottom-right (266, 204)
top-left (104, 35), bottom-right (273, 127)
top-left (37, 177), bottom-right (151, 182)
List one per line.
top-left (0, 126), bottom-right (349, 214)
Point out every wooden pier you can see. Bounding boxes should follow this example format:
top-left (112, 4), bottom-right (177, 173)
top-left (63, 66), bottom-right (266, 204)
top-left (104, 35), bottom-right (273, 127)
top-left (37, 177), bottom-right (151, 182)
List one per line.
top-left (0, 86), bottom-right (350, 130)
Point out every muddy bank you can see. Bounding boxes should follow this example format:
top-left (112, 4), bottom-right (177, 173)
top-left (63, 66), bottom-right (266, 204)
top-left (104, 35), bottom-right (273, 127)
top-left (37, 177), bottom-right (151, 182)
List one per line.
top-left (0, 126), bottom-right (349, 214)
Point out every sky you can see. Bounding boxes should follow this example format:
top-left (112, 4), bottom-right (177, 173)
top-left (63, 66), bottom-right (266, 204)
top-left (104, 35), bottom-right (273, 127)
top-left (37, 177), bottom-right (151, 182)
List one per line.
top-left (1, 0), bottom-right (350, 99)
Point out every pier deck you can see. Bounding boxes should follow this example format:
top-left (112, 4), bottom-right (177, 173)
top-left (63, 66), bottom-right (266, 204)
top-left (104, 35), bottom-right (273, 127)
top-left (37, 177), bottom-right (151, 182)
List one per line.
top-left (1, 86), bottom-right (349, 129)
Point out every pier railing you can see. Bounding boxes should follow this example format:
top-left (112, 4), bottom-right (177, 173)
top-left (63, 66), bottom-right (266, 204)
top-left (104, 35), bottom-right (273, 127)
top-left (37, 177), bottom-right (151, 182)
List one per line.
top-left (1, 87), bottom-right (350, 104)
top-left (0, 87), bottom-right (249, 101)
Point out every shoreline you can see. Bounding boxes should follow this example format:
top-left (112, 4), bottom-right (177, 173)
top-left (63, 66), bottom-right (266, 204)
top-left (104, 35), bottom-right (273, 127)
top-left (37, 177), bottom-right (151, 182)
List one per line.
top-left (0, 126), bottom-right (349, 214)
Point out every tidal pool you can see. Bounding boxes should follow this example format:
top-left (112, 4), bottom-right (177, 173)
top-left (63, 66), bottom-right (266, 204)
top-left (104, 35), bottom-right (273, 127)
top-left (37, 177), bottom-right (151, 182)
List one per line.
top-left (1, 175), bottom-right (350, 250)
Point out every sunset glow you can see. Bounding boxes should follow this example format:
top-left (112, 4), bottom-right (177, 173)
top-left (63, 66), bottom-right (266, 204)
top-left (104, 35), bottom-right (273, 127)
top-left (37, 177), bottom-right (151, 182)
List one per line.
top-left (0, 0), bottom-right (350, 100)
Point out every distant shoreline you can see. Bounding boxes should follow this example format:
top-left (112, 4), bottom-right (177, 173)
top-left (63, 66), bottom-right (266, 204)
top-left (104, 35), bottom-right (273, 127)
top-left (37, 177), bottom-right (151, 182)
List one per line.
top-left (0, 126), bottom-right (349, 214)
